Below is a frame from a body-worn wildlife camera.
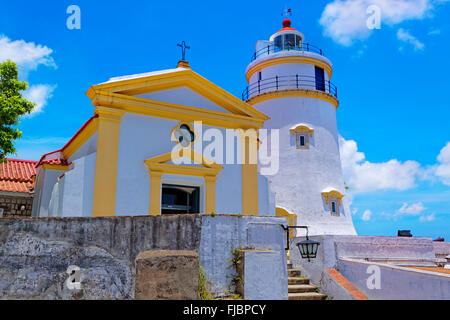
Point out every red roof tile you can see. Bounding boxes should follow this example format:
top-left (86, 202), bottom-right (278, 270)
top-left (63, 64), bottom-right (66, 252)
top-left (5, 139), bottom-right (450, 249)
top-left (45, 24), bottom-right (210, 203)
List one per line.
top-left (40, 158), bottom-right (69, 166)
top-left (0, 159), bottom-right (38, 194)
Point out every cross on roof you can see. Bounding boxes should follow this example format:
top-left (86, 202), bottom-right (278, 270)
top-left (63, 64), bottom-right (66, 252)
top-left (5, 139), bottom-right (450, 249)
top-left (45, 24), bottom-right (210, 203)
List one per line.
top-left (177, 41), bottom-right (191, 61)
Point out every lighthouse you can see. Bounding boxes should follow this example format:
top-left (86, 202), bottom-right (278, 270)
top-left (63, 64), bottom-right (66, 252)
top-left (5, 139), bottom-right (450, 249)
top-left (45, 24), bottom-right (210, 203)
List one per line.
top-left (244, 18), bottom-right (357, 235)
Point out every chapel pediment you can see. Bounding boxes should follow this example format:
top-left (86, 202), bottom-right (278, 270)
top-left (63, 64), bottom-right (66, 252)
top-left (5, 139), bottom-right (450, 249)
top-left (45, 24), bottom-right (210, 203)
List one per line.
top-left (86, 66), bottom-right (269, 129)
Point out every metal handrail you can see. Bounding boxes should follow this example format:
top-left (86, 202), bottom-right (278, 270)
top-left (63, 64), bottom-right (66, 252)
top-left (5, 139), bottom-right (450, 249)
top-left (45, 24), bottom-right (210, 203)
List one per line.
top-left (242, 74), bottom-right (338, 101)
top-left (251, 43), bottom-right (324, 62)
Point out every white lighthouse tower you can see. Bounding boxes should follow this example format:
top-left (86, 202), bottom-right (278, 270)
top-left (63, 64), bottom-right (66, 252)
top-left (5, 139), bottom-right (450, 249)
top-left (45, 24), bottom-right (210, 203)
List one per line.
top-left (244, 18), bottom-right (356, 235)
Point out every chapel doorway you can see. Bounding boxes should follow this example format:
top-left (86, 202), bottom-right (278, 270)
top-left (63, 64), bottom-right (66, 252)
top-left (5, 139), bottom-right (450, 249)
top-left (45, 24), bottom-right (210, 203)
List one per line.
top-left (161, 184), bottom-right (200, 214)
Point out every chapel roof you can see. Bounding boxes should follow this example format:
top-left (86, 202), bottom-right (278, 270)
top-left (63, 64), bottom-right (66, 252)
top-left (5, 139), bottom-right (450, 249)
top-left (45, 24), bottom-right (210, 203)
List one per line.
top-left (0, 159), bottom-right (37, 194)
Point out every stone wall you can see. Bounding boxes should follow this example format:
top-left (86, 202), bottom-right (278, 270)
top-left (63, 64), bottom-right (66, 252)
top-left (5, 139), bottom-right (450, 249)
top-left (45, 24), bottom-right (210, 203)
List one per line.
top-left (0, 194), bottom-right (33, 218)
top-left (0, 214), bottom-right (287, 300)
top-left (135, 250), bottom-right (199, 300)
top-left (0, 215), bottom-right (202, 299)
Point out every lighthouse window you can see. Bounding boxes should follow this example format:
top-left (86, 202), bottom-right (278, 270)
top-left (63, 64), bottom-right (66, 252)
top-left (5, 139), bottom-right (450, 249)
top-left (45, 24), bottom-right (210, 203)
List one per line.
top-left (330, 199), bottom-right (340, 216)
top-left (274, 36), bottom-right (282, 49)
top-left (296, 35), bottom-right (302, 48)
top-left (296, 133), bottom-right (309, 149)
top-left (315, 66), bottom-right (326, 92)
top-left (285, 34), bottom-right (295, 49)
top-left (299, 135), bottom-right (305, 146)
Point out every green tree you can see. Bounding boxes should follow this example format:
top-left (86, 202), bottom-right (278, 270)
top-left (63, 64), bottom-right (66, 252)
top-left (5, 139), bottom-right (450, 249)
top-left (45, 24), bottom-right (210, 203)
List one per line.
top-left (0, 60), bottom-right (35, 160)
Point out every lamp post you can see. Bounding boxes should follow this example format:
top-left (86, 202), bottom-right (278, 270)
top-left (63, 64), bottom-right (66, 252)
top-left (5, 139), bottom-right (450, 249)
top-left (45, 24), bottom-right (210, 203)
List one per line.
top-left (281, 225), bottom-right (320, 262)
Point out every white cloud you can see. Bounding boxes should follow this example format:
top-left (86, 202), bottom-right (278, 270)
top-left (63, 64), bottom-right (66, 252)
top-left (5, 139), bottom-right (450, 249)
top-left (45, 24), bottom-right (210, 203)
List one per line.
top-left (340, 137), bottom-right (422, 193)
top-left (419, 214), bottom-right (435, 222)
top-left (23, 84), bottom-right (56, 115)
top-left (0, 36), bottom-right (57, 114)
top-left (0, 35), bottom-right (56, 73)
top-left (436, 142), bottom-right (450, 186)
top-left (319, 0), bottom-right (438, 46)
top-left (398, 202), bottom-right (427, 215)
top-left (428, 28), bottom-right (441, 35)
top-left (362, 209), bottom-right (372, 221)
top-left (397, 28), bottom-right (425, 50)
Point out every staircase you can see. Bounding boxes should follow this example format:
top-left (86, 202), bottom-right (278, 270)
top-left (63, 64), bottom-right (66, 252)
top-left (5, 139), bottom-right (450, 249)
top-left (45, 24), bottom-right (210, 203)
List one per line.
top-left (287, 262), bottom-right (327, 300)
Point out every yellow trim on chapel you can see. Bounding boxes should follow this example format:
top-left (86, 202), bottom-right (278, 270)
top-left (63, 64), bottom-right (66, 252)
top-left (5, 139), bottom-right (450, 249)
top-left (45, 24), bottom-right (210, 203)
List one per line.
top-left (246, 89), bottom-right (339, 110)
top-left (144, 148), bottom-right (223, 216)
top-left (42, 164), bottom-right (69, 171)
top-left (92, 107), bottom-right (124, 217)
top-left (86, 68), bottom-right (269, 122)
top-left (62, 117), bottom-right (99, 160)
top-left (238, 129), bottom-right (259, 216)
top-left (88, 90), bottom-right (267, 130)
top-left (246, 56), bottom-right (333, 83)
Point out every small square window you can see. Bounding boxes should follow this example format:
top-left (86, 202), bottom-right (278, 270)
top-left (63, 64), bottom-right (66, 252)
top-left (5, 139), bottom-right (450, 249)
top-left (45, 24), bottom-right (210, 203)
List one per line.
top-left (296, 133), bottom-right (309, 149)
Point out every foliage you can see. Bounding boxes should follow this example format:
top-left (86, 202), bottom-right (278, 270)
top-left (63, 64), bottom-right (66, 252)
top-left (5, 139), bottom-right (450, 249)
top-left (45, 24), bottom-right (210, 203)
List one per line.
top-left (226, 246), bottom-right (244, 297)
top-left (0, 60), bottom-right (35, 160)
top-left (198, 267), bottom-right (214, 300)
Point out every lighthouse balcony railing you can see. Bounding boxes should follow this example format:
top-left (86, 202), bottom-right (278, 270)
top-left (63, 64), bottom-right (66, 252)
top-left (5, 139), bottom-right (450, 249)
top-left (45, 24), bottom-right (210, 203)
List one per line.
top-left (242, 75), bottom-right (338, 101)
top-left (251, 43), bottom-right (324, 62)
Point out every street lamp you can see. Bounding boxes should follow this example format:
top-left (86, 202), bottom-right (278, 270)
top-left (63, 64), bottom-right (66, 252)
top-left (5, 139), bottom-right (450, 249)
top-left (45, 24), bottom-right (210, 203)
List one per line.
top-left (281, 225), bottom-right (320, 262)
top-left (296, 238), bottom-right (320, 262)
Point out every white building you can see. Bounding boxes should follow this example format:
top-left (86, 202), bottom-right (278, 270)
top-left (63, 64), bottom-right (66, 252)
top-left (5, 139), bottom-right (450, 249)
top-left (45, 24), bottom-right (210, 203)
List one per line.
top-left (244, 18), bottom-right (356, 235)
top-left (32, 63), bottom-right (274, 218)
top-left (32, 18), bottom-right (356, 236)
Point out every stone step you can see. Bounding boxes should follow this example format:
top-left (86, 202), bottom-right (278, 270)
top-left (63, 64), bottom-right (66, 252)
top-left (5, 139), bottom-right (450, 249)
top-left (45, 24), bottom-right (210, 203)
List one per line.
top-left (288, 277), bottom-right (309, 285)
top-left (288, 284), bottom-right (318, 293)
top-left (288, 269), bottom-right (301, 277)
top-left (288, 292), bottom-right (328, 301)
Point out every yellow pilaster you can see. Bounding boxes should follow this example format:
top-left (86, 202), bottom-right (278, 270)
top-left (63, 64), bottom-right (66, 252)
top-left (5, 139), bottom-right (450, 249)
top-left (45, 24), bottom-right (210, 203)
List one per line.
top-left (149, 171), bottom-right (163, 216)
top-left (239, 129), bottom-right (259, 216)
top-left (92, 107), bottom-right (124, 217)
top-left (204, 175), bottom-right (217, 214)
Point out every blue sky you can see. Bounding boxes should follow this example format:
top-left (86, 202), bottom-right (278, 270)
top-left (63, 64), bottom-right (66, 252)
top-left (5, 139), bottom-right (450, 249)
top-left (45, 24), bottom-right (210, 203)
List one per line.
top-left (1, 0), bottom-right (449, 239)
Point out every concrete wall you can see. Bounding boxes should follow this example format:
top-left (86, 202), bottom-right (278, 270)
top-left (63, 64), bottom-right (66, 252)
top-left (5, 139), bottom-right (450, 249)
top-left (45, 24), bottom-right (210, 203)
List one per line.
top-left (32, 169), bottom-right (66, 218)
top-left (0, 215), bottom-right (286, 300)
top-left (338, 258), bottom-right (450, 300)
top-left (434, 242), bottom-right (450, 260)
top-left (240, 250), bottom-right (287, 300)
top-left (61, 153), bottom-right (96, 217)
top-left (290, 235), bottom-right (448, 300)
top-left (199, 215), bottom-right (287, 298)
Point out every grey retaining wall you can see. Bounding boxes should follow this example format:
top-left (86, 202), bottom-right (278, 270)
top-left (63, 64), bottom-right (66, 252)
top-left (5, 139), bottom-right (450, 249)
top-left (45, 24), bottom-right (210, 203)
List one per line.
top-left (0, 215), bottom-right (287, 300)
